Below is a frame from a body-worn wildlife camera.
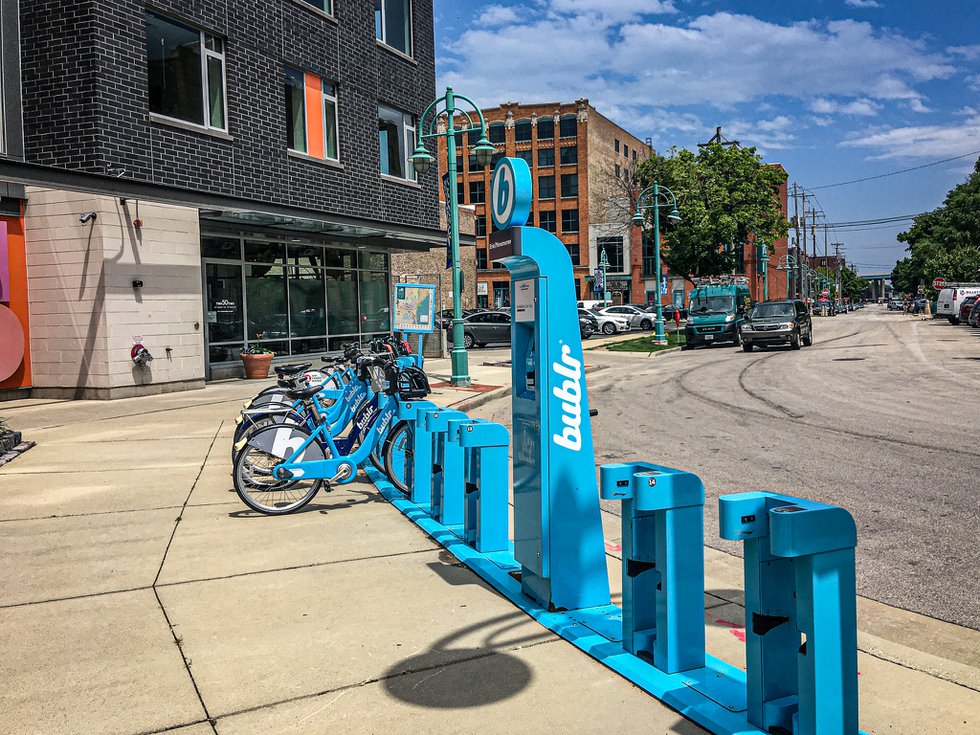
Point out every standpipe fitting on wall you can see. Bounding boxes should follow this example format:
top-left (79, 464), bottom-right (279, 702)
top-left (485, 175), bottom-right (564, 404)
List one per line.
top-left (131, 344), bottom-right (153, 367)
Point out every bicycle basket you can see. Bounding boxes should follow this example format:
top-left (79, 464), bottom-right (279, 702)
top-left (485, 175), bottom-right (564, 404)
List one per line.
top-left (395, 366), bottom-right (430, 400)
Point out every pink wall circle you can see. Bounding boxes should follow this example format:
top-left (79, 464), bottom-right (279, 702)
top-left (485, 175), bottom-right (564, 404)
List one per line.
top-left (0, 304), bottom-right (25, 382)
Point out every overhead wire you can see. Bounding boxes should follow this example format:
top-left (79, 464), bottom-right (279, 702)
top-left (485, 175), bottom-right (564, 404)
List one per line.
top-left (806, 148), bottom-right (980, 190)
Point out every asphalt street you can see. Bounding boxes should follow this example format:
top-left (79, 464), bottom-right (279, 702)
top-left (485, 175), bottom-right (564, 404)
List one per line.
top-left (476, 307), bottom-right (980, 631)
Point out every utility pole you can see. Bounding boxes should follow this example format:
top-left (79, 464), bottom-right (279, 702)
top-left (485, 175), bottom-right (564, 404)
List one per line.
top-left (811, 207), bottom-right (818, 303)
top-left (834, 243), bottom-right (843, 306)
top-left (800, 191), bottom-right (808, 304)
top-left (792, 183), bottom-right (801, 299)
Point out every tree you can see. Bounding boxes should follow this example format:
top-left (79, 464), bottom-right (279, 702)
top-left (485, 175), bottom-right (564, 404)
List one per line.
top-left (633, 142), bottom-right (788, 280)
top-left (893, 158), bottom-right (980, 295)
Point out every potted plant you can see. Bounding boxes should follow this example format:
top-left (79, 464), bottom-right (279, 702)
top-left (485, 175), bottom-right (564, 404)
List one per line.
top-left (240, 337), bottom-right (275, 379)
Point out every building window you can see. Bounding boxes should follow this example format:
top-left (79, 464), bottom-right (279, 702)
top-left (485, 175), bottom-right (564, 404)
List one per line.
top-left (514, 149), bottom-right (533, 166)
top-left (455, 154), bottom-right (463, 172)
top-left (299, 0), bottom-right (333, 14)
top-left (375, 0), bottom-right (412, 57)
top-left (515, 119), bottom-right (532, 143)
top-left (488, 122), bottom-right (506, 144)
top-left (378, 104), bottom-right (416, 180)
top-left (538, 175), bottom-right (555, 199)
top-left (469, 180), bottom-right (486, 203)
top-left (566, 244), bottom-right (580, 266)
top-left (477, 249), bottom-right (488, 269)
top-left (561, 173), bottom-right (578, 198)
top-left (559, 114), bottom-right (577, 138)
top-left (539, 210), bottom-right (556, 232)
top-left (493, 282), bottom-right (510, 308)
top-left (561, 209), bottom-right (579, 233)
top-left (285, 66), bottom-right (339, 161)
top-left (614, 139), bottom-right (620, 153)
top-left (597, 235), bottom-right (624, 272)
top-left (537, 118), bottom-right (554, 140)
top-left (475, 215), bottom-right (487, 237)
top-left (632, 150), bottom-right (637, 161)
top-left (538, 147), bottom-right (555, 167)
top-left (614, 164), bottom-right (620, 178)
top-left (468, 154), bottom-right (482, 172)
top-left (146, 11), bottom-right (226, 130)
top-left (560, 146), bottom-right (577, 165)
top-left (623, 144), bottom-right (629, 158)
top-left (456, 181), bottom-right (464, 202)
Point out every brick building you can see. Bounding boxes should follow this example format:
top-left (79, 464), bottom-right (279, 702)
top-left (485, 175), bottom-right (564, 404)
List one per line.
top-left (437, 99), bottom-right (652, 308)
top-left (0, 0), bottom-right (444, 398)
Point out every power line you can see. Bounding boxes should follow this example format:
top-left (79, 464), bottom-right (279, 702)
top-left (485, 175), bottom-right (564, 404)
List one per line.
top-left (807, 148), bottom-right (980, 190)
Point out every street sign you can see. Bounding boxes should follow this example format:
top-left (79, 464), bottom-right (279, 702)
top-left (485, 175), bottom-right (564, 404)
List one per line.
top-left (933, 277), bottom-right (946, 290)
top-left (917, 285), bottom-right (925, 295)
top-left (821, 289), bottom-right (829, 297)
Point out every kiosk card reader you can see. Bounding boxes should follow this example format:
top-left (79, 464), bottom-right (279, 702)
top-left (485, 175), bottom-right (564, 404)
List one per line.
top-left (489, 157), bottom-right (610, 612)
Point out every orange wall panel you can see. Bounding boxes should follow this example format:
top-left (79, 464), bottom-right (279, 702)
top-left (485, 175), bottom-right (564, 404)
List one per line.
top-left (0, 211), bottom-right (32, 389)
top-left (304, 72), bottom-right (324, 159)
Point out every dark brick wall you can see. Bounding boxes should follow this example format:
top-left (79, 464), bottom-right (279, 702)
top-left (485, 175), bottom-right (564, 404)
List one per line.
top-left (19, 0), bottom-right (439, 230)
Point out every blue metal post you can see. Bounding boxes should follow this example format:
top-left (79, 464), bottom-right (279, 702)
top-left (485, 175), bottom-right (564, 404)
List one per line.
top-left (424, 408), bottom-right (468, 528)
top-left (600, 462), bottom-right (706, 673)
top-left (395, 401), bottom-right (438, 509)
top-left (459, 419), bottom-right (511, 553)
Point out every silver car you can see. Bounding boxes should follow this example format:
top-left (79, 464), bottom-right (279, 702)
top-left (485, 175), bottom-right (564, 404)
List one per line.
top-left (599, 305), bottom-right (654, 331)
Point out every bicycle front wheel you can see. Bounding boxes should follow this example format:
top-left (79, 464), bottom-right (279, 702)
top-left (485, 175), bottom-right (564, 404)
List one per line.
top-left (233, 425), bottom-right (324, 515)
top-left (382, 420), bottom-right (413, 494)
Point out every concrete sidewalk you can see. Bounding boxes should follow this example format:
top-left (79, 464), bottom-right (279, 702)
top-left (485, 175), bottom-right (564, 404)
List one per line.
top-left (0, 369), bottom-right (977, 734)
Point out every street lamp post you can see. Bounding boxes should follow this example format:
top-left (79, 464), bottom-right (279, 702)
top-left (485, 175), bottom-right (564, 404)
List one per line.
top-left (409, 87), bottom-right (496, 387)
top-left (632, 183), bottom-right (681, 346)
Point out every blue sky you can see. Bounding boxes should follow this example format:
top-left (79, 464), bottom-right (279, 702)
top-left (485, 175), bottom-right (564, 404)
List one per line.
top-left (432, 0), bottom-right (980, 275)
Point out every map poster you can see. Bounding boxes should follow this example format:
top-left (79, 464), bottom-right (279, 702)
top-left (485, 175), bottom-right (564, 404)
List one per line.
top-left (393, 283), bottom-right (436, 333)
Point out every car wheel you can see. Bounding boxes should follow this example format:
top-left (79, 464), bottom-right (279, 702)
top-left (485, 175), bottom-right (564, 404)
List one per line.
top-left (732, 330), bottom-right (742, 347)
top-left (602, 322), bottom-right (616, 335)
top-left (463, 333), bottom-right (476, 348)
top-left (950, 317), bottom-right (960, 325)
top-left (790, 330), bottom-right (802, 350)
top-left (640, 319), bottom-right (652, 330)
top-left (802, 329), bottom-right (813, 346)
top-left (742, 343), bottom-right (753, 352)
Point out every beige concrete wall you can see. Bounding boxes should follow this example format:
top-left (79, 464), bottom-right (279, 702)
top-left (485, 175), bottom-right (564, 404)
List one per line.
top-left (24, 188), bottom-right (205, 398)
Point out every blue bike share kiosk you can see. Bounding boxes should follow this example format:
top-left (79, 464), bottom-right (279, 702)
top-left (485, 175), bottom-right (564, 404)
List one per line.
top-left (488, 157), bottom-right (610, 612)
top-left (367, 157), bottom-right (867, 735)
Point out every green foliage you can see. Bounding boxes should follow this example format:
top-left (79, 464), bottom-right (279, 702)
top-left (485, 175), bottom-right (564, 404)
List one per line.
top-left (893, 159), bottom-right (980, 295)
top-left (634, 143), bottom-right (789, 279)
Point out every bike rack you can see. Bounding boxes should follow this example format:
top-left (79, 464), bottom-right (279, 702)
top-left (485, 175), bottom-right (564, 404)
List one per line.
top-left (424, 408), bottom-right (470, 529)
top-left (458, 419), bottom-right (511, 553)
top-left (719, 491), bottom-right (859, 735)
top-left (599, 462), bottom-right (706, 674)
top-left (394, 400), bottom-right (438, 509)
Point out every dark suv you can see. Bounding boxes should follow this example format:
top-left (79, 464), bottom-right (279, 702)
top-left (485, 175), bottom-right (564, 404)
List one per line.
top-left (740, 299), bottom-right (812, 351)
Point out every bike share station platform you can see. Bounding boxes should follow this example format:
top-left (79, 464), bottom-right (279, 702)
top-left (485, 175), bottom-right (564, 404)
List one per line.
top-left (367, 157), bottom-right (867, 735)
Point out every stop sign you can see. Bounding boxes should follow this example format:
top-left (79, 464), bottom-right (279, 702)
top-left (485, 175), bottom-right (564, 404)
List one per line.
top-left (933, 277), bottom-right (946, 290)
top-left (821, 289), bottom-right (829, 297)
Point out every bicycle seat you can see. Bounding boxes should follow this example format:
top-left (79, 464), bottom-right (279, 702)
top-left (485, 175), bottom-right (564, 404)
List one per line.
top-left (284, 384), bottom-right (322, 401)
top-left (275, 362), bottom-right (312, 376)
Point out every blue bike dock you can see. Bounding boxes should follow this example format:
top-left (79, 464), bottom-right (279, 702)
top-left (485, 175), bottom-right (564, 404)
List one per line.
top-left (367, 158), bottom-right (868, 735)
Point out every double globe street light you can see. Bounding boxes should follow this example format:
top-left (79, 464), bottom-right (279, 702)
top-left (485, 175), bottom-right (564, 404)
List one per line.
top-left (632, 183), bottom-right (681, 345)
top-left (409, 87), bottom-right (496, 387)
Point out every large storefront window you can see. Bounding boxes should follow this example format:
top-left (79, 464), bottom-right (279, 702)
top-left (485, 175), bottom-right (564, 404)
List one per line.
top-left (202, 234), bottom-right (391, 366)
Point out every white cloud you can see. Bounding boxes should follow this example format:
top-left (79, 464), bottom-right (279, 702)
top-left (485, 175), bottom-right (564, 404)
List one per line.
top-left (475, 5), bottom-right (520, 27)
top-left (840, 114), bottom-right (980, 159)
top-left (724, 116), bottom-right (796, 154)
top-left (968, 74), bottom-right (980, 92)
top-left (948, 45), bottom-right (980, 61)
top-left (811, 116), bottom-right (834, 127)
top-left (811, 98), bottom-right (881, 116)
top-left (439, 10), bottom-right (953, 117)
top-left (845, 0), bottom-right (881, 8)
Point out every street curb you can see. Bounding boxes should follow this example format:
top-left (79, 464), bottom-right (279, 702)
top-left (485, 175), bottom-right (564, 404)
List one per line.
top-left (588, 345), bottom-right (684, 358)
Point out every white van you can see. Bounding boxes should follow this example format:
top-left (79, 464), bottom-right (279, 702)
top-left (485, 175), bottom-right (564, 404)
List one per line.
top-left (577, 300), bottom-right (612, 311)
top-left (937, 285), bottom-right (980, 324)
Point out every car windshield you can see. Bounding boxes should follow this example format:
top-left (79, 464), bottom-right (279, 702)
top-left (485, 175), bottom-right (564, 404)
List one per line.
top-left (751, 303), bottom-right (794, 319)
top-left (690, 295), bottom-right (734, 315)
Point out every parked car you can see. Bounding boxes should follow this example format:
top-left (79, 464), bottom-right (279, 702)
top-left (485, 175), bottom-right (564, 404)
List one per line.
top-left (887, 299), bottom-right (903, 311)
top-left (600, 304), bottom-right (653, 330)
top-left (577, 299), bottom-right (612, 311)
top-left (740, 299), bottom-right (813, 351)
top-left (937, 285), bottom-right (980, 323)
top-left (581, 308), bottom-right (631, 335)
top-left (969, 299), bottom-right (980, 327)
top-left (644, 304), bottom-right (688, 321)
top-left (957, 296), bottom-right (977, 324)
top-left (579, 310), bottom-right (598, 339)
top-left (445, 310), bottom-right (511, 348)
top-left (437, 308), bottom-right (477, 329)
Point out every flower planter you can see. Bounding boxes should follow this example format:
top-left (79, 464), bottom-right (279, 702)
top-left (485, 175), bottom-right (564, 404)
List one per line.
top-left (0, 430), bottom-right (22, 453)
top-left (241, 353), bottom-right (274, 379)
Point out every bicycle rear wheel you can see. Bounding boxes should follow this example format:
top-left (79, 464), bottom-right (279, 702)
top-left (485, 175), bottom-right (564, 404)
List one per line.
top-left (233, 425), bottom-right (324, 515)
top-left (382, 420), bottom-right (413, 494)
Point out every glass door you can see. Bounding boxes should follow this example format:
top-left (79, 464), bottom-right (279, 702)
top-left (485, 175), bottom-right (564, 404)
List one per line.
top-left (204, 261), bottom-right (245, 373)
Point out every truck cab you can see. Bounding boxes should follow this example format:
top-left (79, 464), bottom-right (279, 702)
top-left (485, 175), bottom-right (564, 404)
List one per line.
top-left (685, 277), bottom-right (752, 347)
